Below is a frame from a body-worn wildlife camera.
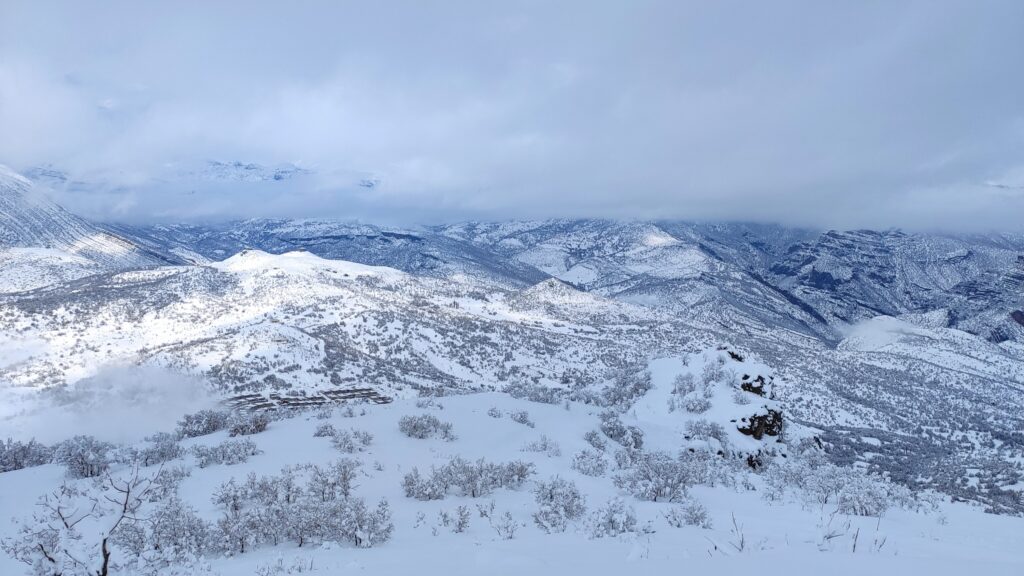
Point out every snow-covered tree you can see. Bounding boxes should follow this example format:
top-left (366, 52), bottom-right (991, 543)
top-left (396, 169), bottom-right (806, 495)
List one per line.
top-left (402, 457), bottom-right (534, 500)
top-left (663, 497), bottom-right (712, 529)
top-left (138, 433), bottom-right (184, 467)
top-left (684, 419), bottom-right (730, 451)
top-left (227, 412), bottom-right (270, 437)
top-left (601, 366), bottom-right (652, 409)
top-left (583, 430), bottom-right (608, 452)
top-left (521, 435), bottom-right (561, 457)
top-left (398, 414), bottom-right (456, 440)
top-left (532, 477), bottom-right (587, 533)
top-left (0, 438), bottom-right (52, 473)
top-left (52, 435), bottom-right (114, 479)
top-left (508, 410), bottom-right (535, 428)
top-left (313, 423), bottom-right (337, 437)
top-left (306, 459), bottom-right (361, 501)
top-left (176, 410), bottom-right (230, 439)
top-left (613, 451), bottom-right (694, 502)
top-left (191, 439), bottom-right (261, 468)
top-left (586, 497), bottom-right (638, 539)
top-left (599, 411), bottom-right (643, 450)
top-left (115, 496), bottom-right (211, 573)
top-left (330, 429), bottom-right (373, 453)
top-left (571, 449), bottom-right (609, 477)
top-left (2, 466), bottom-right (156, 576)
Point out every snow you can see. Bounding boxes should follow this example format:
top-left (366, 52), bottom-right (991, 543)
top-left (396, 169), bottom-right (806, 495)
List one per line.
top-left (0, 247), bottom-right (100, 292)
top-left (2, 164), bottom-right (1024, 574)
top-left (1, 388), bottom-right (1021, 576)
top-left (211, 249), bottom-right (399, 280)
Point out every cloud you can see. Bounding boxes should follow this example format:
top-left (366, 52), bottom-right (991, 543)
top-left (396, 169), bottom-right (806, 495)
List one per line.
top-left (1, 0), bottom-right (1023, 230)
top-left (0, 365), bottom-right (217, 444)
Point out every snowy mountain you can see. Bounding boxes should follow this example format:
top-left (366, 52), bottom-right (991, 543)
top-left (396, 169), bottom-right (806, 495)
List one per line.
top-left (1, 165), bottom-right (1023, 576)
top-left (2, 247), bottom-right (1021, 513)
top-left (768, 229), bottom-right (1024, 342)
top-left (109, 218), bottom-right (1024, 344)
top-left (0, 166), bottom-right (192, 291)
top-left (103, 219), bottom-right (548, 288)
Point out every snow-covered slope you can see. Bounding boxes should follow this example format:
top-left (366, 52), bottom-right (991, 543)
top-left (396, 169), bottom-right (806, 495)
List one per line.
top-left (0, 247), bottom-right (105, 293)
top-left (0, 166), bottom-right (188, 291)
top-left (769, 229), bottom-right (1024, 342)
top-left (108, 216), bottom-right (1024, 344)
top-left (0, 250), bottom-right (684, 396)
top-left (2, 248), bottom-right (1021, 513)
top-left (1, 381), bottom-right (1021, 576)
top-left (1, 165), bottom-right (1022, 518)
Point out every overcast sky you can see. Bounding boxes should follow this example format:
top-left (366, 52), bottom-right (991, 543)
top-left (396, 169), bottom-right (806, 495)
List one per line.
top-left (2, 1), bottom-right (1023, 230)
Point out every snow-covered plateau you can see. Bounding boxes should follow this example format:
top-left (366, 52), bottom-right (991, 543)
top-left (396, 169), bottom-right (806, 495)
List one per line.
top-left (1, 165), bottom-right (1023, 575)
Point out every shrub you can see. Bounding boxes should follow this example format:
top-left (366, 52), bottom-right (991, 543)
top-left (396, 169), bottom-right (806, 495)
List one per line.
top-left (147, 465), bottom-right (193, 502)
top-left (586, 497), bottom-right (638, 538)
top-left (765, 458), bottom-right (916, 517)
top-left (209, 465), bottom-right (392, 552)
top-left (521, 435), bottom-right (561, 457)
top-left (601, 367), bottom-right (653, 409)
top-left (228, 412), bottom-right (270, 437)
top-left (505, 381), bottom-right (564, 404)
top-left (139, 432), bottom-right (184, 467)
top-left (508, 410), bottom-right (535, 428)
top-left (334, 498), bottom-right (394, 548)
top-left (402, 467), bottom-right (447, 501)
top-left (491, 511), bottom-right (521, 540)
top-left (599, 411), bottom-right (643, 450)
top-left (487, 407), bottom-right (503, 418)
top-left (437, 505), bottom-right (472, 534)
top-left (307, 459), bottom-right (362, 501)
top-left (731, 389), bottom-right (752, 405)
top-left (571, 449), bottom-right (609, 477)
top-left (701, 362), bottom-right (724, 385)
top-left (52, 435), bottom-right (114, 478)
top-left (398, 414), bottom-right (456, 441)
top-left (680, 393), bottom-right (712, 414)
top-left (192, 439), bottom-right (261, 468)
top-left (533, 477), bottom-right (587, 533)
top-left (613, 447), bottom-right (643, 470)
top-left (313, 423), bottom-right (337, 437)
top-left (331, 429), bottom-right (373, 453)
top-left (583, 430), bottom-right (607, 452)
top-left (684, 419), bottom-right (730, 448)
top-left (0, 438), bottom-right (52, 473)
top-left (402, 457), bottom-right (535, 500)
top-left (613, 451), bottom-right (697, 502)
top-left (114, 496), bottom-right (211, 563)
top-left (663, 497), bottom-right (712, 529)
top-left (176, 409), bottom-right (230, 438)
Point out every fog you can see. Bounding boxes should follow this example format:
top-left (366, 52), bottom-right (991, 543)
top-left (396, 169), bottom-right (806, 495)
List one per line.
top-left (0, 365), bottom-right (217, 444)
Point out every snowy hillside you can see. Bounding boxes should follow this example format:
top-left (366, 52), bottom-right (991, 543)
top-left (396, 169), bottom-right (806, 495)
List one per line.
top-left (0, 166), bottom-right (189, 288)
top-left (0, 166), bottom-right (1022, 574)
top-left (108, 216), bottom-right (1024, 344)
top-left (1, 356), bottom-right (1021, 576)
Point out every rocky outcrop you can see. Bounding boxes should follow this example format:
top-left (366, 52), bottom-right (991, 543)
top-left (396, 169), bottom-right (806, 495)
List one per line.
top-left (737, 407), bottom-right (783, 440)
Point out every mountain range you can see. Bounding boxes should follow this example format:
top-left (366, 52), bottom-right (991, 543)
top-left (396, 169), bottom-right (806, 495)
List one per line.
top-left (2, 164), bottom-right (1023, 514)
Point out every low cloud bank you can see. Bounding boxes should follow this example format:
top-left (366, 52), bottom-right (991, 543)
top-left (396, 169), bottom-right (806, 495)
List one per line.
top-left (0, 365), bottom-right (217, 444)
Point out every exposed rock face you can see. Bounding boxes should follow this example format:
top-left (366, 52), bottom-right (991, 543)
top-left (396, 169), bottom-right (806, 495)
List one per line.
top-left (740, 374), bottom-right (771, 397)
top-left (738, 408), bottom-right (784, 440)
top-left (1011, 310), bottom-right (1024, 328)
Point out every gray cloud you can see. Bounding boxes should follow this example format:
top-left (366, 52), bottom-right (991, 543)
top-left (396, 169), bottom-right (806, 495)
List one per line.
top-left (1, 1), bottom-right (1023, 230)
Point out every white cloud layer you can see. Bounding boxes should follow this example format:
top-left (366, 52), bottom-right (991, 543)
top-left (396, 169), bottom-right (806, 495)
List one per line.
top-left (0, 365), bottom-right (216, 444)
top-left (2, 0), bottom-right (1023, 230)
